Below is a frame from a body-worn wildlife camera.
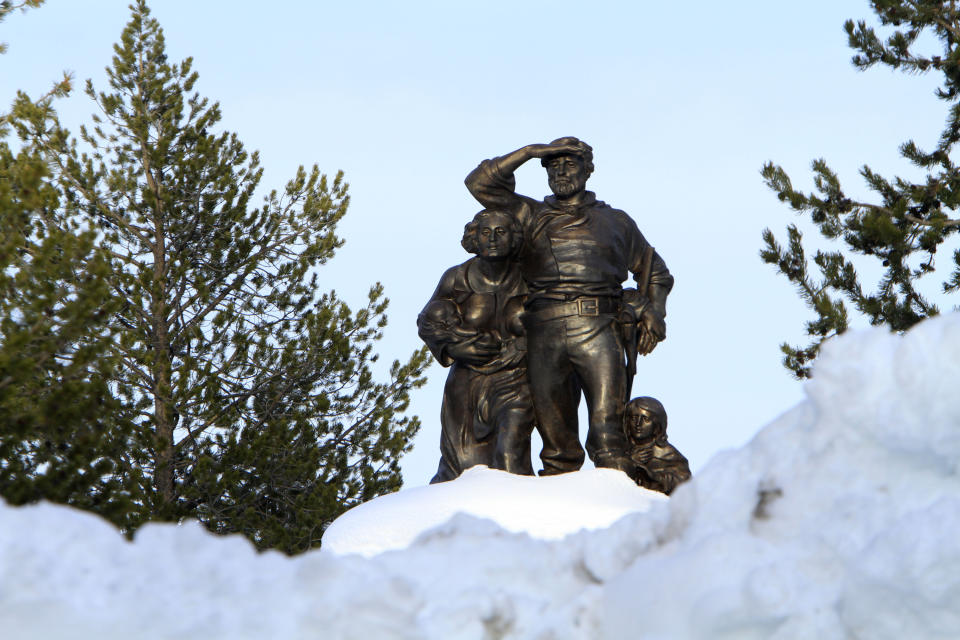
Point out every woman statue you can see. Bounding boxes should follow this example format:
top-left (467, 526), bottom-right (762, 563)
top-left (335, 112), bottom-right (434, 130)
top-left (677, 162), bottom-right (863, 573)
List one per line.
top-left (417, 209), bottom-right (535, 483)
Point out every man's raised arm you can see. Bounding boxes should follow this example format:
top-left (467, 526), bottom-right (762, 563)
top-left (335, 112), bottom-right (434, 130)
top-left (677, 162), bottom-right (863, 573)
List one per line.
top-left (464, 142), bottom-right (583, 209)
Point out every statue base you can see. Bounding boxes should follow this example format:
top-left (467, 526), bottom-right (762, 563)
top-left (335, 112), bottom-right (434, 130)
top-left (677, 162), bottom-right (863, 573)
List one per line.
top-left (322, 466), bottom-right (666, 557)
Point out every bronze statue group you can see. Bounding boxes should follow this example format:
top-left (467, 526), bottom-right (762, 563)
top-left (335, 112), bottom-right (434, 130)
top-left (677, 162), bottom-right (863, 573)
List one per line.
top-left (418, 138), bottom-right (690, 495)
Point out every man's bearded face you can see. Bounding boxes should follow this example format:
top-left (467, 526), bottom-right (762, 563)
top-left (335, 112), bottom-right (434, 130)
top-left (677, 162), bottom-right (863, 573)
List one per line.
top-left (545, 155), bottom-right (588, 199)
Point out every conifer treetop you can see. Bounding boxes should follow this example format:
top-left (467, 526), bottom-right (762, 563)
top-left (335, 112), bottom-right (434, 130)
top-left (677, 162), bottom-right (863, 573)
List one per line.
top-left (762, 0), bottom-right (960, 378)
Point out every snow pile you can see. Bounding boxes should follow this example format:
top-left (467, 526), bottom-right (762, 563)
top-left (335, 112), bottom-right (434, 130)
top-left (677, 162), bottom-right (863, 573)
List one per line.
top-left (322, 465), bottom-right (665, 556)
top-left (3, 315), bottom-right (960, 639)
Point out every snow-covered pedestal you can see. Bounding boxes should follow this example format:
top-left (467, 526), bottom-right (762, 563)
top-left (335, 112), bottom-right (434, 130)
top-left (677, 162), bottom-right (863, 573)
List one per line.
top-left (322, 466), bottom-right (665, 557)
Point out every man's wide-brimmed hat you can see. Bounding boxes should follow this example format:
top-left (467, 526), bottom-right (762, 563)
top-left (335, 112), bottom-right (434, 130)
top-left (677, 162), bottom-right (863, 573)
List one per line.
top-left (540, 136), bottom-right (594, 175)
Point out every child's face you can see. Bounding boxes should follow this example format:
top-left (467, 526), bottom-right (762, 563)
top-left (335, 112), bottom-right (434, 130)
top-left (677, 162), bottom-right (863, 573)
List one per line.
top-left (625, 405), bottom-right (658, 442)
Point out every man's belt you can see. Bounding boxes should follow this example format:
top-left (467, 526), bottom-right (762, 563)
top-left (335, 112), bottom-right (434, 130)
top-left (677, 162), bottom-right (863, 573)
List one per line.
top-left (525, 296), bottom-right (620, 322)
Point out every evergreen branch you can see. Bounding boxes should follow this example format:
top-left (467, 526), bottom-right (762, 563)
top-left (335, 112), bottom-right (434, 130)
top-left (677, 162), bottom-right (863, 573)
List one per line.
top-left (906, 0), bottom-right (960, 45)
top-left (904, 212), bottom-right (960, 226)
top-left (44, 149), bottom-right (155, 247)
top-left (174, 221), bottom-right (320, 335)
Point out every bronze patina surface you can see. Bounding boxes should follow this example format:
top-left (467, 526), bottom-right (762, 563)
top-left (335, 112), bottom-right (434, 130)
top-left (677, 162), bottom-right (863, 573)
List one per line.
top-left (624, 396), bottom-right (691, 494)
top-left (418, 210), bottom-right (534, 483)
top-left (421, 138), bottom-right (689, 486)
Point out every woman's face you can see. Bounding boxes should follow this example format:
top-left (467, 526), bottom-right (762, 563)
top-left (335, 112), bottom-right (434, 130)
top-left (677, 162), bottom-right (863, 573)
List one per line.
top-left (476, 212), bottom-right (514, 260)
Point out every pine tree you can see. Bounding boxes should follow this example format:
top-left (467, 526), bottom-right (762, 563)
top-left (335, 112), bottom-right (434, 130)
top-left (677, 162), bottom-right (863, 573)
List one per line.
top-left (761, 0), bottom-right (960, 378)
top-left (15, 1), bottom-right (429, 553)
top-left (0, 1), bottom-right (137, 522)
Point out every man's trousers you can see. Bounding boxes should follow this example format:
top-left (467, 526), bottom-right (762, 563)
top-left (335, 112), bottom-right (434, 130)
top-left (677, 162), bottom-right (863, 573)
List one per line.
top-left (523, 311), bottom-right (632, 475)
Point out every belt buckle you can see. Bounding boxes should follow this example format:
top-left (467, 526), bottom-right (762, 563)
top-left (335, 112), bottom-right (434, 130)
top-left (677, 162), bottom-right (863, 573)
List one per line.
top-left (578, 297), bottom-right (599, 316)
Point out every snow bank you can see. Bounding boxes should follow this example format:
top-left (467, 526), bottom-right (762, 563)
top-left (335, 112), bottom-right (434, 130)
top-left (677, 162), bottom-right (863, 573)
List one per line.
top-left (3, 314), bottom-right (960, 639)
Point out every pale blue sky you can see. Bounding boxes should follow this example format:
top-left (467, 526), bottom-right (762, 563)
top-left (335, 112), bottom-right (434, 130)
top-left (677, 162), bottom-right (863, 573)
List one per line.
top-left (3, 1), bottom-right (948, 485)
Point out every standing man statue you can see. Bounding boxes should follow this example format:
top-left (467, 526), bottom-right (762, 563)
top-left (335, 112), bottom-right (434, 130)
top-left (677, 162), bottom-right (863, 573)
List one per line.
top-left (465, 137), bottom-right (673, 475)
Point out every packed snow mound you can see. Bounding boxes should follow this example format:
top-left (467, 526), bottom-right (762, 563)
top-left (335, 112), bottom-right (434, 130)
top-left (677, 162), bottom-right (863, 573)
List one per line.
top-left (2, 314), bottom-right (960, 639)
top-left (323, 465), bottom-right (666, 556)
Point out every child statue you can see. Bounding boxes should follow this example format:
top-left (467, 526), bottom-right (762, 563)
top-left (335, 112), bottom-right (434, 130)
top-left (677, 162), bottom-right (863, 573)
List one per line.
top-left (624, 396), bottom-right (691, 495)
